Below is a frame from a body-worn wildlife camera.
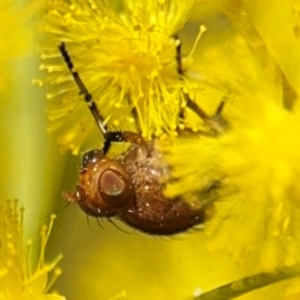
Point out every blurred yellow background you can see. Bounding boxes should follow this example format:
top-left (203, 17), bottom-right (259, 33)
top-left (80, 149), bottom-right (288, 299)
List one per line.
top-left (2, 1), bottom-right (300, 299)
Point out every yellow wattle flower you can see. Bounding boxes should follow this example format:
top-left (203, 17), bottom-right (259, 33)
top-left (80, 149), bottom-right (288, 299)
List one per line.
top-left (0, 200), bottom-right (64, 300)
top-left (160, 0), bottom-right (300, 272)
top-left (39, 0), bottom-right (197, 154)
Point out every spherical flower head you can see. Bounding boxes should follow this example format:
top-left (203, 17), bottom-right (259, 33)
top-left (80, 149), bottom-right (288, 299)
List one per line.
top-left (39, 0), bottom-right (197, 154)
top-left (159, 0), bottom-right (300, 272)
top-left (0, 200), bottom-right (64, 299)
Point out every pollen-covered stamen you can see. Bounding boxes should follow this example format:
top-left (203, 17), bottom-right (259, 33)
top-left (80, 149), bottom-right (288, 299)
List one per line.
top-left (174, 25), bottom-right (206, 77)
top-left (174, 31), bottom-right (226, 134)
top-left (0, 200), bottom-right (64, 299)
top-left (185, 25), bottom-right (207, 63)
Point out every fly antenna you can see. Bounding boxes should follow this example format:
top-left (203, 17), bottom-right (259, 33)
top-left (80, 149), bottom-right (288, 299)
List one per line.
top-left (58, 42), bottom-right (129, 154)
top-left (58, 42), bottom-right (109, 138)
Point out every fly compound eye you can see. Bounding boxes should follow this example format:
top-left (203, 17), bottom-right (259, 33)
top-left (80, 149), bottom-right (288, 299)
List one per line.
top-left (100, 170), bottom-right (125, 196)
top-left (99, 167), bottom-right (134, 210)
top-left (75, 157), bottom-right (134, 217)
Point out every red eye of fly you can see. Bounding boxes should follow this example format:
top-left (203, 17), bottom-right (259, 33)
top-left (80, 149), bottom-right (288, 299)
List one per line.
top-left (100, 169), bottom-right (125, 196)
top-left (99, 169), bottom-right (133, 209)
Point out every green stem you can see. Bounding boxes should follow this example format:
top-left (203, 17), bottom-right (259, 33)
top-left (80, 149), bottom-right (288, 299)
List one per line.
top-left (195, 264), bottom-right (300, 300)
